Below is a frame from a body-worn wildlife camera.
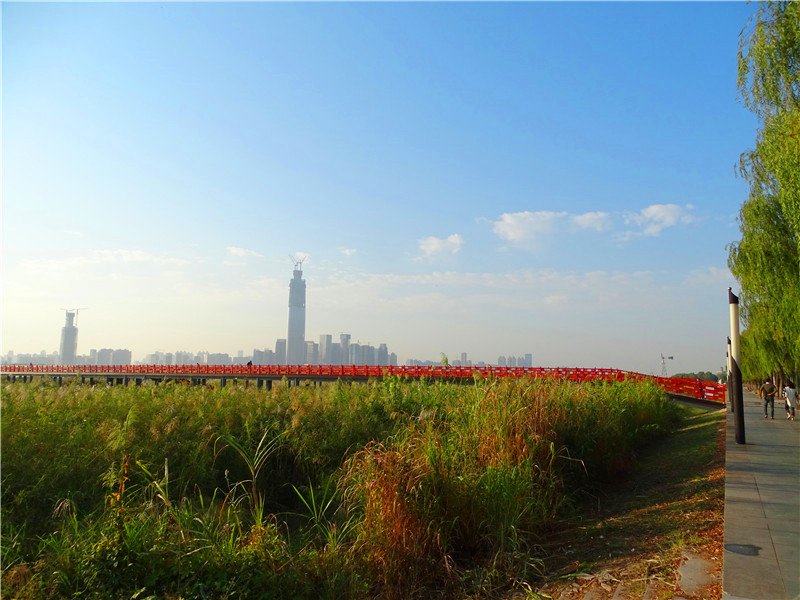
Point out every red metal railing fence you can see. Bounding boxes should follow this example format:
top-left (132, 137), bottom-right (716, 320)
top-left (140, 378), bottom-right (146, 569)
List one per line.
top-left (1, 364), bottom-right (727, 403)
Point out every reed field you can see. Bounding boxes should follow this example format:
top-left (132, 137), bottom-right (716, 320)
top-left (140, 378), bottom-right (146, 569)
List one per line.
top-left (1, 376), bottom-right (685, 600)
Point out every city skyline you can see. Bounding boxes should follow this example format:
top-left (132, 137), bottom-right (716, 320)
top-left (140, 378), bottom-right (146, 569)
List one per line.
top-left (2, 3), bottom-right (756, 375)
top-left (4, 264), bottom-right (534, 369)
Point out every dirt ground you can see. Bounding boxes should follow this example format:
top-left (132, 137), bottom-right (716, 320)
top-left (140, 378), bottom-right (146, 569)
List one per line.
top-left (527, 411), bottom-right (726, 600)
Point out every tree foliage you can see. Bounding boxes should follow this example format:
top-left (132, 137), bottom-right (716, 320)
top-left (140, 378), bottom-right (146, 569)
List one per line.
top-left (673, 371), bottom-right (719, 383)
top-left (729, 1), bottom-right (800, 380)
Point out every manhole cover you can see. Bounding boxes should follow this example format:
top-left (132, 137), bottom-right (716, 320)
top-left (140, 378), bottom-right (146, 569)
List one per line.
top-left (724, 544), bottom-right (760, 556)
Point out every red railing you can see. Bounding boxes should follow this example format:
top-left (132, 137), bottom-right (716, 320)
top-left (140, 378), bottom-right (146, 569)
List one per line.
top-left (0, 364), bottom-right (727, 403)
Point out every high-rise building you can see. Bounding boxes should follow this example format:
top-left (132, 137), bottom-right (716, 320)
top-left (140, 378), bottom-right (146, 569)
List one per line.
top-left (286, 262), bottom-right (306, 365)
top-left (112, 349), bottom-right (132, 365)
top-left (378, 344), bottom-right (389, 366)
top-left (330, 342), bottom-right (341, 365)
top-left (97, 348), bottom-right (114, 366)
top-left (175, 351), bottom-right (193, 365)
top-left (275, 339), bottom-right (287, 365)
top-left (305, 341), bottom-right (319, 365)
top-left (319, 334), bottom-right (332, 365)
top-left (59, 311), bottom-right (78, 365)
top-left (340, 333), bottom-right (351, 365)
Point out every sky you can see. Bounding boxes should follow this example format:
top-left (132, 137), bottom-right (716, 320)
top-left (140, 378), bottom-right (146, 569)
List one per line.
top-left (2, 1), bottom-right (760, 374)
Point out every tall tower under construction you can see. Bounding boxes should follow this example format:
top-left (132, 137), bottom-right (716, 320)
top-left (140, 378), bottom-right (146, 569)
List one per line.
top-left (286, 260), bottom-right (306, 365)
top-left (59, 311), bottom-right (78, 365)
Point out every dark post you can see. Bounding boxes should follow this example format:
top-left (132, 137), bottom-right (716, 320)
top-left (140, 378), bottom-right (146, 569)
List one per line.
top-left (729, 289), bottom-right (745, 444)
top-left (727, 337), bottom-right (733, 413)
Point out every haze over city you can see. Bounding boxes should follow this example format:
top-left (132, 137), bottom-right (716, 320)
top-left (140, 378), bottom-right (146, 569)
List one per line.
top-left (2, 2), bottom-right (758, 375)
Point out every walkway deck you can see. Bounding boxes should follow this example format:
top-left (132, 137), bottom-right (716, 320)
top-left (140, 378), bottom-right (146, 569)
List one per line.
top-left (723, 390), bottom-right (800, 600)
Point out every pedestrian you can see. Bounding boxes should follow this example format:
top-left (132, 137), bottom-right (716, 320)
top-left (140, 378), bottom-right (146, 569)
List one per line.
top-left (760, 378), bottom-right (777, 419)
top-left (783, 380), bottom-right (796, 421)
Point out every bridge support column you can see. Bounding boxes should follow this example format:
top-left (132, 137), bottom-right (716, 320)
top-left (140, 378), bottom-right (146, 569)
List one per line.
top-left (257, 378), bottom-right (263, 389)
top-left (220, 378), bottom-right (226, 388)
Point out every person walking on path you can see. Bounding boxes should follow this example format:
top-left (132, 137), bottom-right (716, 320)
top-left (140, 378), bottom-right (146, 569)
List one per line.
top-left (760, 378), bottom-right (777, 419)
top-left (783, 380), bottom-right (796, 421)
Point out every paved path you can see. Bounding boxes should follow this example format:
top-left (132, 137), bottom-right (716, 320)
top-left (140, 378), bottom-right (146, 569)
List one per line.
top-left (723, 390), bottom-right (800, 600)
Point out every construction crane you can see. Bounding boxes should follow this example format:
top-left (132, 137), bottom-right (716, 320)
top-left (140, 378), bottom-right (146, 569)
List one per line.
top-left (61, 308), bottom-right (88, 326)
top-left (288, 254), bottom-right (305, 271)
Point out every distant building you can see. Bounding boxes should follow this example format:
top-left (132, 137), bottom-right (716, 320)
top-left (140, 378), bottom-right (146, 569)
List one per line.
top-left (286, 263), bottom-right (306, 365)
top-left (329, 342), bottom-right (341, 365)
top-left (319, 334), bottom-right (332, 365)
top-left (340, 334), bottom-right (351, 365)
top-left (378, 344), bottom-right (389, 366)
top-left (361, 344), bottom-right (376, 365)
top-left (275, 339), bottom-right (287, 365)
top-left (305, 341), bottom-right (319, 365)
top-left (175, 351), bottom-right (194, 365)
top-left (59, 311), bottom-right (78, 365)
top-left (97, 348), bottom-right (114, 366)
top-left (112, 349), bottom-right (132, 365)
top-left (207, 353), bottom-right (231, 365)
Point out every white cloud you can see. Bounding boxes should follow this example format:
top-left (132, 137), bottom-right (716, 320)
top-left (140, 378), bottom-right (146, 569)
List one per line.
top-left (491, 210), bottom-right (612, 242)
top-left (571, 211), bottom-right (612, 231)
top-left (620, 204), bottom-right (694, 239)
top-left (226, 246), bottom-right (263, 258)
top-left (339, 248), bottom-right (357, 257)
top-left (417, 234), bottom-right (464, 260)
top-left (492, 211), bottom-right (567, 242)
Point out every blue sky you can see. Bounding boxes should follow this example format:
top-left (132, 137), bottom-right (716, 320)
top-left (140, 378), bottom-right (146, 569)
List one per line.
top-left (2, 1), bottom-right (758, 373)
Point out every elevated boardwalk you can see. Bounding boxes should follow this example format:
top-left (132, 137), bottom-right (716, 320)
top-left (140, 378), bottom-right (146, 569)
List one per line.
top-left (723, 390), bottom-right (800, 599)
top-left (1, 364), bottom-right (726, 402)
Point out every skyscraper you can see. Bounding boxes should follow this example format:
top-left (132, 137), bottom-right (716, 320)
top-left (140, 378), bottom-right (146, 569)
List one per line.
top-left (319, 334), bottom-right (332, 365)
top-left (286, 262), bottom-right (306, 365)
top-left (59, 311), bottom-right (78, 365)
top-left (275, 339), bottom-right (287, 365)
top-left (340, 333), bottom-right (351, 365)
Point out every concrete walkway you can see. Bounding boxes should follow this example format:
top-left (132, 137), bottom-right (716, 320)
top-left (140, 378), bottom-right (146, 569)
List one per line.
top-left (723, 390), bottom-right (800, 600)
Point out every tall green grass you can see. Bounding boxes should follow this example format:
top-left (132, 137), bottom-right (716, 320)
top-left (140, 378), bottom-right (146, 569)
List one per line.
top-left (1, 376), bottom-right (683, 599)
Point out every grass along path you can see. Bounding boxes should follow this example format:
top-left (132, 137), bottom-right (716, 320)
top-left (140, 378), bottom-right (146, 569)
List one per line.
top-left (529, 407), bottom-right (725, 600)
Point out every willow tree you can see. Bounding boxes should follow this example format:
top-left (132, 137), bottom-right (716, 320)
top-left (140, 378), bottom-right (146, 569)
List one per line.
top-left (728, 1), bottom-right (800, 382)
